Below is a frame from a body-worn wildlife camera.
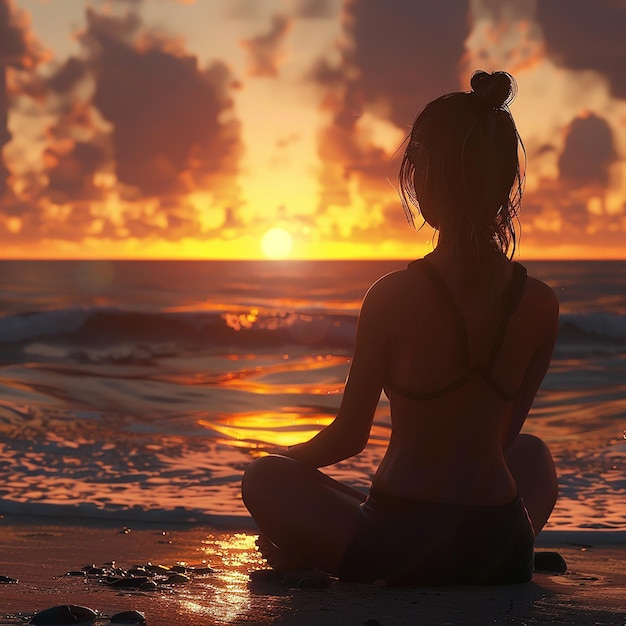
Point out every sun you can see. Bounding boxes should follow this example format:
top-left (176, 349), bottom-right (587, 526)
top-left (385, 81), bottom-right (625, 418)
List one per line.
top-left (260, 227), bottom-right (293, 259)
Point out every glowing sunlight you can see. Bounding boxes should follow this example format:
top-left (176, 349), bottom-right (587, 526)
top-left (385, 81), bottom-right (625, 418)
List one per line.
top-left (260, 227), bottom-right (293, 259)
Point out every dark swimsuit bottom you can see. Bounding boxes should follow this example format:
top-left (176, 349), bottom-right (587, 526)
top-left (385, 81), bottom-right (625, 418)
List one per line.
top-left (338, 488), bottom-right (535, 586)
top-left (338, 259), bottom-right (533, 586)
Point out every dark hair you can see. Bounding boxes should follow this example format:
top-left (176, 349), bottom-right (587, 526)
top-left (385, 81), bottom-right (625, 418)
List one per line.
top-left (398, 70), bottom-right (525, 264)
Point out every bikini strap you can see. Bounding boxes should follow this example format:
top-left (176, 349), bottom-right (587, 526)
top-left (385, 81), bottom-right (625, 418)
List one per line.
top-left (410, 258), bottom-right (471, 368)
top-left (486, 262), bottom-right (527, 369)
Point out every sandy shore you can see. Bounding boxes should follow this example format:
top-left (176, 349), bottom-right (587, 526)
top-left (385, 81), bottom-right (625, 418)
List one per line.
top-left (0, 517), bottom-right (624, 626)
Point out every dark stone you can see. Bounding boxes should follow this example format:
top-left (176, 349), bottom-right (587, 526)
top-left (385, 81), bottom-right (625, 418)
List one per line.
top-left (29, 604), bottom-right (97, 625)
top-left (249, 569), bottom-right (284, 583)
top-left (165, 572), bottom-right (190, 584)
top-left (107, 576), bottom-right (150, 589)
top-left (534, 551), bottom-right (568, 574)
top-left (0, 575), bottom-right (18, 583)
top-left (144, 563), bottom-right (169, 574)
top-left (294, 573), bottom-right (330, 589)
top-left (249, 568), bottom-right (330, 588)
top-left (189, 566), bottom-right (214, 575)
top-left (170, 564), bottom-right (187, 573)
top-left (109, 610), bottom-right (146, 624)
top-left (126, 567), bottom-right (150, 577)
top-left (140, 580), bottom-right (157, 591)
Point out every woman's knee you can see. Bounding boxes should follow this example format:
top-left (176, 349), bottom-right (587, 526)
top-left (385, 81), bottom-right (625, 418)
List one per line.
top-left (241, 454), bottom-right (296, 508)
top-left (506, 434), bottom-right (557, 495)
top-left (507, 434), bottom-right (554, 465)
top-left (506, 433), bottom-right (558, 531)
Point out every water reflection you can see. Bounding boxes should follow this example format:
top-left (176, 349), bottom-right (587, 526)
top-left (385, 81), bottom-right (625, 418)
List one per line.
top-left (186, 532), bottom-right (285, 624)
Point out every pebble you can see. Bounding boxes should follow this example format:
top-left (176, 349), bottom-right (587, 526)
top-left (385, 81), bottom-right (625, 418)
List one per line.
top-left (107, 576), bottom-right (151, 590)
top-left (165, 572), bottom-right (190, 584)
top-left (29, 604), bottom-right (98, 625)
top-left (189, 565), bottom-right (214, 575)
top-left (0, 575), bottom-right (18, 583)
top-left (534, 551), bottom-right (568, 574)
top-left (249, 569), bottom-right (284, 583)
top-left (249, 568), bottom-right (331, 589)
top-left (31, 556), bottom-right (215, 624)
top-left (109, 610), bottom-right (146, 624)
top-left (144, 563), bottom-right (169, 575)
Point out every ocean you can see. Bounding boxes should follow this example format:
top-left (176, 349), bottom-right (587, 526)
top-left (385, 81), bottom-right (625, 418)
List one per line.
top-left (0, 260), bottom-right (624, 531)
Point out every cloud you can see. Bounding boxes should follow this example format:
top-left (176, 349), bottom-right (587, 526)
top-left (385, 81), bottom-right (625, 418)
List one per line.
top-left (558, 113), bottom-right (617, 188)
top-left (47, 57), bottom-right (86, 94)
top-left (83, 7), bottom-right (241, 197)
top-left (1, 5), bottom-right (244, 246)
top-left (536, 0), bottom-right (626, 98)
top-left (310, 0), bottom-right (471, 243)
top-left (346, 0), bottom-right (470, 128)
top-left (240, 14), bottom-right (291, 77)
top-left (293, 0), bottom-right (339, 19)
top-left (0, 0), bottom-right (44, 69)
top-left (0, 0), bottom-right (47, 196)
top-left (223, 0), bottom-right (263, 20)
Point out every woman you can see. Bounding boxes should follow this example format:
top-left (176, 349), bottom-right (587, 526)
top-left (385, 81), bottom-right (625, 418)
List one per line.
top-left (242, 70), bottom-right (559, 586)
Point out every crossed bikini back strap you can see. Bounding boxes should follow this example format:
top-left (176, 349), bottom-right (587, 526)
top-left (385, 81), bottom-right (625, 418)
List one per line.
top-left (387, 258), bottom-right (527, 402)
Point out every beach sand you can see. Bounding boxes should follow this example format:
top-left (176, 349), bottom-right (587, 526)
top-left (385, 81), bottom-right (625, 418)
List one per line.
top-left (0, 517), bottom-right (624, 625)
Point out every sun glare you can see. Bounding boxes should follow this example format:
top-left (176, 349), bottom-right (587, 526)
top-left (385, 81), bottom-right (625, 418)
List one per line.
top-left (260, 227), bottom-right (293, 259)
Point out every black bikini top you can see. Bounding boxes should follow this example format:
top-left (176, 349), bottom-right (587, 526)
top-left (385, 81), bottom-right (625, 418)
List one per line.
top-left (386, 258), bottom-right (528, 402)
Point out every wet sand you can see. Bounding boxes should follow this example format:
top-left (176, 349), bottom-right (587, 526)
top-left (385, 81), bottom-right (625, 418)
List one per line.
top-left (0, 517), bottom-right (624, 625)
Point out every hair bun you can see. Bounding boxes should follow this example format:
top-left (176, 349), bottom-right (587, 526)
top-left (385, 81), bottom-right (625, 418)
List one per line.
top-left (470, 70), bottom-right (516, 108)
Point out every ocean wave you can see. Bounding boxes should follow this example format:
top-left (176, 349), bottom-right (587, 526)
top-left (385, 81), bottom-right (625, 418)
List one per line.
top-left (558, 312), bottom-right (626, 343)
top-left (1, 307), bottom-right (625, 354)
top-left (0, 307), bottom-right (358, 352)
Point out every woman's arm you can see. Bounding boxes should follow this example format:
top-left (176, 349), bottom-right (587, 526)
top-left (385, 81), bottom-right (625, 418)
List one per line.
top-left (284, 278), bottom-right (391, 467)
top-left (503, 283), bottom-right (559, 450)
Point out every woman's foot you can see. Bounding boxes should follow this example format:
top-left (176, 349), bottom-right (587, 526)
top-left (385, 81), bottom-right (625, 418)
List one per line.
top-left (255, 534), bottom-right (309, 571)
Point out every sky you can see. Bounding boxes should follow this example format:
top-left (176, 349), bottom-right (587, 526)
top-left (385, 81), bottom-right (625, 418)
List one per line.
top-left (0, 0), bottom-right (625, 260)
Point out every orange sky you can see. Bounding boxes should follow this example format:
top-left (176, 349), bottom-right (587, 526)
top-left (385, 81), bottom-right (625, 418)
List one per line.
top-left (0, 0), bottom-right (625, 260)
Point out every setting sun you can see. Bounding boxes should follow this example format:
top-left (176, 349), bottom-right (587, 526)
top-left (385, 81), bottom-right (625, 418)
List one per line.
top-left (0, 1), bottom-right (625, 260)
top-left (261, 227), bottom-right (293, 259)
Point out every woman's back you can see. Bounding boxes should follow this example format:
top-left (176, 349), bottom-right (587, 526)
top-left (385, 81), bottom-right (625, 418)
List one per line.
top-left (368, 252), bottom-right (559, 505)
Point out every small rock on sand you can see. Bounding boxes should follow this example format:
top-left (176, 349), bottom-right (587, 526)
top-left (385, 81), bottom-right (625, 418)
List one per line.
top-left (29, 604), bottom-right (98, 625)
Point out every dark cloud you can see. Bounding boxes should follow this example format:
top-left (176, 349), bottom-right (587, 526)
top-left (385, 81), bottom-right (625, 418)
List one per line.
top-left (0, 0), bottom-right (43, 69)
top-left (311, 0), bottom-right (470, 241)
top-left (536, 0), bottom-right (626, 98)
top-left (45, 141), bottom-right (108, 201)
top-left (346, 0), bottom-right (470, 129)
top-left (558, 114), bottom-right (616, 188)
top-left (81, 8), bottom-right (242, 199)
top-left (0, 71), bottom-right (9, 195)
top-left (293, 0), bottom-right (338, 19)
top-left (48, 57), bottom-right (86, 93)
top-left (240, 14), bottom-right (291, 77)
top-left (1, 5), bottom-right (243, 246)
top-left (0, 0), bottom-right (47, 197)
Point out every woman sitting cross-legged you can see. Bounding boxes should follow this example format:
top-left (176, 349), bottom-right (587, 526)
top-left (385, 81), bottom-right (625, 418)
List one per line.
top-left (241, 70), bottom-right (559, 586)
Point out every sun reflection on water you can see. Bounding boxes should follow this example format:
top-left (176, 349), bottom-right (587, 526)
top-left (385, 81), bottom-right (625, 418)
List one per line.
top-left (181, 532), bottom-right (271, 624)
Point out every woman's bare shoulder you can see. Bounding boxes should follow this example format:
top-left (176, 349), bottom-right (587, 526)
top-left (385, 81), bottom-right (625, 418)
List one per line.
top-left (524, 275), bottom-right (559, 314)
top-left (364, 268), bottom-right (415, 301)
top-left (520, 274), bottom-right (560, 341)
